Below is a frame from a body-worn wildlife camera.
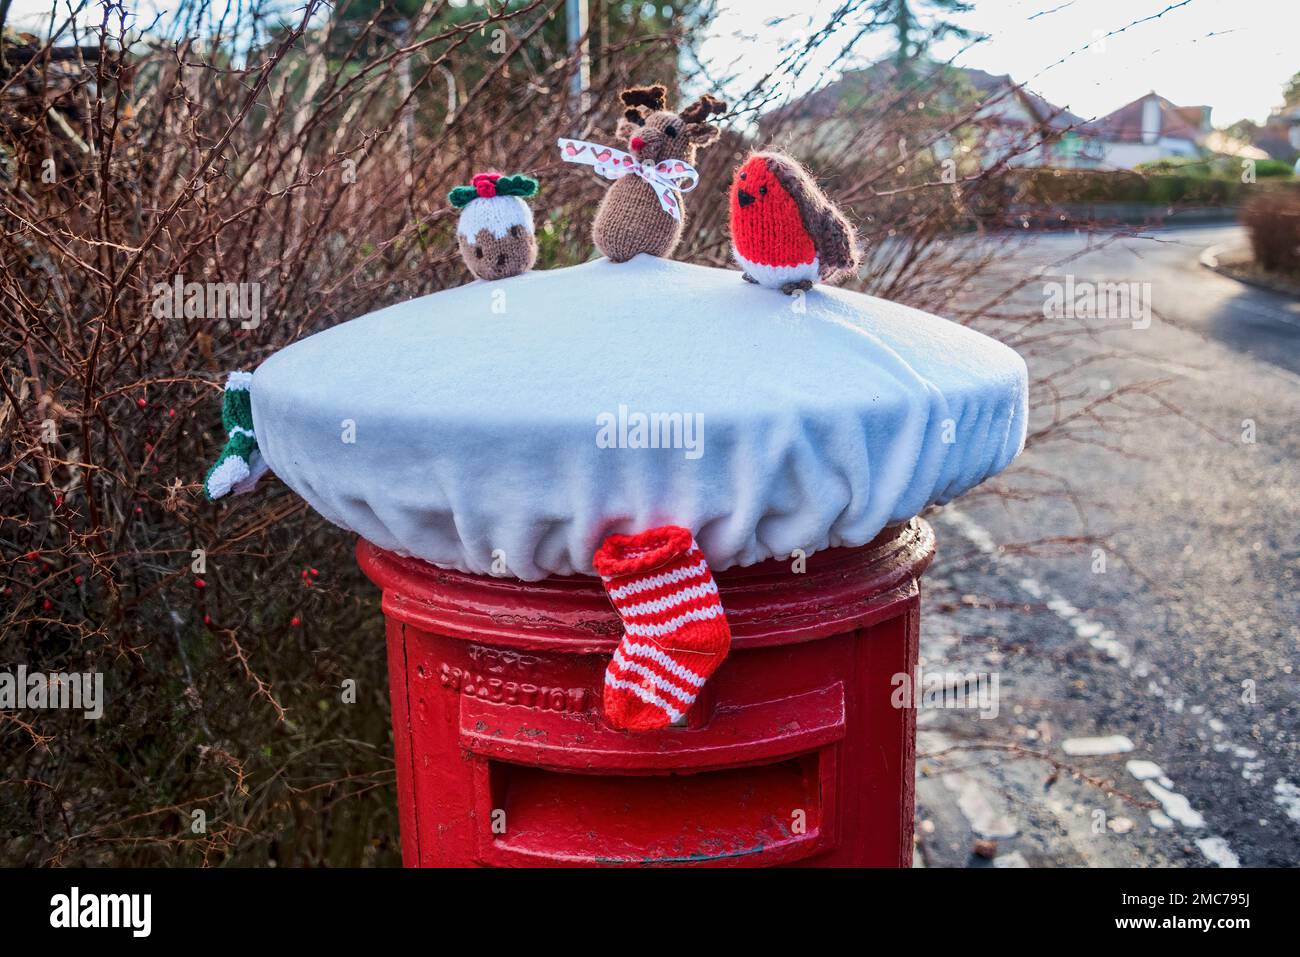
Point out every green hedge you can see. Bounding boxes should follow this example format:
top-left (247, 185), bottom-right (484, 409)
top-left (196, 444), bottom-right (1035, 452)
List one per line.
top-left (1134, 156), bottom-right (1295, 179)
top-left (1009, 168), bottom-right (1299, 207)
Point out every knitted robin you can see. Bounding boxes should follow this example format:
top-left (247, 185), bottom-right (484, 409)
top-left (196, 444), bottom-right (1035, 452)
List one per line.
top-left (582, 84), bottom-right (727, 263)
top-left (449, 172), bottom-right (540, 281)
top-left (729, 150), bottom-right (861, 295)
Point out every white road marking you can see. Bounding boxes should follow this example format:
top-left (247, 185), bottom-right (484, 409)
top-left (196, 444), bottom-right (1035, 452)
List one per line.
top-left (938, 506), bottom-right (1251, 867)
top-left (950, 777), bottom-right (1020, 839)
top-left (1195, 837), bottom-right (1241, 869)
top-left (923, 728), bottom-right (1022, 841)
top-left (1274, 779), bottom-right (1300, 825)
top-left (1125, 760), bottom-right (1168, 784)
top-left (1142, 779), bottom-right (1205, 828)
top-left (1063, 735), bottom-right (1135, 757)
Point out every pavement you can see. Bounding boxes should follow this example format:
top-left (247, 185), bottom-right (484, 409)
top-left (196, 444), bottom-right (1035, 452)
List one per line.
top-left (914, 224), bottom-right (1300, 868)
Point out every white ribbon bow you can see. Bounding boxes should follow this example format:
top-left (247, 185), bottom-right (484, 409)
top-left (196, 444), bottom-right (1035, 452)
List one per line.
top-left (558, 137), bottom-right (699, 221)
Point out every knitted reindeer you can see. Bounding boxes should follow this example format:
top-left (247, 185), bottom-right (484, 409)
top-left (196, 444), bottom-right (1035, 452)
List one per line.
top-left (560, 85), bottom-right (727, 263)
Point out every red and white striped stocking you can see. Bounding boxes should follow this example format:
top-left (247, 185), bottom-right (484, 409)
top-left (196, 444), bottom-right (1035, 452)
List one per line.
top-left (593, 526), bottom-right (732, 731)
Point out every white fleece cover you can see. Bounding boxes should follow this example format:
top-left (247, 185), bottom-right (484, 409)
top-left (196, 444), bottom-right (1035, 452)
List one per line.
top-left (251, 255), bottom-right (1027, 580)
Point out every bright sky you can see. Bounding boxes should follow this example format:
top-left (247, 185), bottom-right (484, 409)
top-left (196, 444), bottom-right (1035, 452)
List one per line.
top-left (6, 0), bottom-right (1297, 124)
top-left (699, 0), bottom-right (1298, 125)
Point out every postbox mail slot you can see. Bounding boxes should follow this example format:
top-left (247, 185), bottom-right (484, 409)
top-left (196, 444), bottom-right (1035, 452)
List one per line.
top-left (459, 681), bottom-right (846, 773)
top-left (473, 746), bottom-right (836, 866)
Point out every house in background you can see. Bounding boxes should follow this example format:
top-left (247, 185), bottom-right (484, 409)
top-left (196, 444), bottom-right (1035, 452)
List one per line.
top-left (761, 68), bottom-right (1279, 173)
top-left (1249, 116), bottom-right (1299, 163)
top-left (1085, 92), bottom-right (1213, 169)
top-left (957, 67), bottom-right (1103, 169)
top-left (1255, 104), bottom-right (1300, 166)
top-left (759, 61), bottom-right (1101, 170)
top-left (1281, 105), bottom-right (1300, 150)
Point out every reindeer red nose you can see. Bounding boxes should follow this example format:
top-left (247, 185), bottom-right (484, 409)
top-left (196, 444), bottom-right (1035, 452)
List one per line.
top-left (630, 136), bottom-right (646, 152)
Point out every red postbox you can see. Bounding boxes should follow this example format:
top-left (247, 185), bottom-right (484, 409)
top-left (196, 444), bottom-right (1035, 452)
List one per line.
top-left (358, 518), bottom-right (934, 867)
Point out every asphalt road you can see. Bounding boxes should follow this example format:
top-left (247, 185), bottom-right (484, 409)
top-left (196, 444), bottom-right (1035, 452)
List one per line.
top-left (915, 224), bottom-right (1300, 868)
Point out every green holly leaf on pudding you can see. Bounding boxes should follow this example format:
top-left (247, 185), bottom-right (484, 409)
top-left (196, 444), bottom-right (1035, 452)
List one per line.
top-left (495, 174), bottom-right (539, 198)
top-left (447, 185), bottom-right (480, 208)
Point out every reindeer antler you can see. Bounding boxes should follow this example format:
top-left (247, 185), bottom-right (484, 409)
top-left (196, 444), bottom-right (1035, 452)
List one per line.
top-left (679, 93), bottom-right (727, 124)
top-left (620, 84), bottom-right (668, 111)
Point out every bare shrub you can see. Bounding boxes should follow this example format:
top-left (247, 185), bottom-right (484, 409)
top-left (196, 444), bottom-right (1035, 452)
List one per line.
top-left (1242, 188), bottom-right (1300, 274)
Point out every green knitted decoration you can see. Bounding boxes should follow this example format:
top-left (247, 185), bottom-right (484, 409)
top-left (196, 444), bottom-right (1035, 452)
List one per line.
top-left (447, 186), bottom-right (479, 209)
top-left (204, 371), bottom-right (262, 501)
top-left (448, 173), bottom-right (539, 208)
top-left (495, 174), bottom-right (539, 198)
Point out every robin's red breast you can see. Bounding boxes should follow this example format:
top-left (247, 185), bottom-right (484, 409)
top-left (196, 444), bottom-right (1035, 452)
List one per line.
top-left (730, 154), bottom-right (817, 268)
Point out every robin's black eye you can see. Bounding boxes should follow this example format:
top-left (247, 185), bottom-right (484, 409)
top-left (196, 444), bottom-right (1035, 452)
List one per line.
top-left (510, 225), bottom-right (520, 237)
top-left (665, 125), bottom-right (678, 138)
top-left (759, 186), bottom-right (768, 196)
top-left (474, 247), bottom-right (483, 259)
top-left (739, 171), bottom-right (747, 180)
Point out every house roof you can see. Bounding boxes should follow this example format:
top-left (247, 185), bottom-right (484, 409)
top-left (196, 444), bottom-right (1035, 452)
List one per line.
top-left (759, 61), bottom-right (1085, 133)
top-left (1086, 93), bottom-right (1209, 143)
top-left (958, 67), bottom-right (1086, 130)
top-left (1252, 121), bottom-right (1298, 161)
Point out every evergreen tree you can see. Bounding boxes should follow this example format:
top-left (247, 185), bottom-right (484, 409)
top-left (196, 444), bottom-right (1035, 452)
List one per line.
top-left (863, 0), bottom-right (983, 67)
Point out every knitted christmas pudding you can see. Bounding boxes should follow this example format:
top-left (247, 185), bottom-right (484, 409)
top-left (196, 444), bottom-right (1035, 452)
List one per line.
top-left (237, 254), bottom-right (1028, 581)
top-left (449, 172), bottom-right (539, 281)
